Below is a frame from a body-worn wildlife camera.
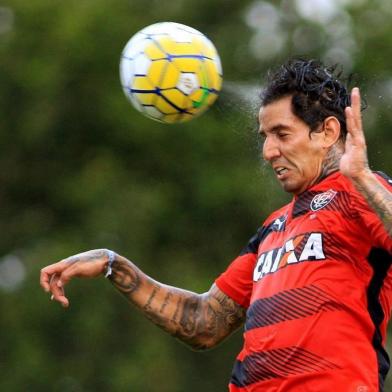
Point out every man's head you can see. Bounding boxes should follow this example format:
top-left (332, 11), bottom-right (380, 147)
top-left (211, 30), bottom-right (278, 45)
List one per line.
top-left (259, 59), bottom-right (352, 195)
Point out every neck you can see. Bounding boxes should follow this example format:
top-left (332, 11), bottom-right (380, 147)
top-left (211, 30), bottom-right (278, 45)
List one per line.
top-left (317, 144), bottom-right (343, 183)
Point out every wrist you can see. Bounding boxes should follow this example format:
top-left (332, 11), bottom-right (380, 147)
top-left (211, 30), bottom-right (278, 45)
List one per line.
top-left (349, 167), bottom-right (373, 185)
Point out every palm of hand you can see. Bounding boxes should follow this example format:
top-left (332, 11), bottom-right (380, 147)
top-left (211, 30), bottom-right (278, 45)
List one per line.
top-left (339, 131), bottom-right (369, 179)
top-left (340, 88), bottom-right (370, 180)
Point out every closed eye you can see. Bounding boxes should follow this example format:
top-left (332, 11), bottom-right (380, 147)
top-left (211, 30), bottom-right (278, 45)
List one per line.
top-left (277, 132), bottom-right (289, 139)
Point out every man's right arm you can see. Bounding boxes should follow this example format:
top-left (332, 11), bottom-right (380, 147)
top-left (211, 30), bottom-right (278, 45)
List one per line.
top-left (40, 249), bottom-right (246, 351)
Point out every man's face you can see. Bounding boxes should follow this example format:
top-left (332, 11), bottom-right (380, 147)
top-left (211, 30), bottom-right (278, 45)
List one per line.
top-left (259, 95), bottom-right (327, 195)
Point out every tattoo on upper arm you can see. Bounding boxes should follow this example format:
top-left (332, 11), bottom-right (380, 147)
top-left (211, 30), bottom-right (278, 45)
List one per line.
top-left (156, 286), bottom-right (245, 350)
top-left (209, 287), bottom-right (246, 330)
top-left (173, 287), bottom-right (246, 349)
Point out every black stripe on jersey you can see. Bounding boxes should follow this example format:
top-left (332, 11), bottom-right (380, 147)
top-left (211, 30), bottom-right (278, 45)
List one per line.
top-left (366, 247), bottom-right (392, 392)
top-left (293, 191), bottom-right (319, 217)
top-left (292, 190), bottom-right (358, 219)
top-left (239, 216), bottom-right (287, 256)
top-left (245, 285), bottom-right (343, 331)
top-left (230, 346), bottom-right (340, 387)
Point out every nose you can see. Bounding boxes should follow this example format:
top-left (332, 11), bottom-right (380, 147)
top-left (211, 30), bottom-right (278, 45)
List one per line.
top-left (262, 136), bottom-right (281, 162)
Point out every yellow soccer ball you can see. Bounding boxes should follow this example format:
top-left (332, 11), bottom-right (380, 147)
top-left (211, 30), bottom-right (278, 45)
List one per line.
top-left (119, 22), bottom-right (223, 123)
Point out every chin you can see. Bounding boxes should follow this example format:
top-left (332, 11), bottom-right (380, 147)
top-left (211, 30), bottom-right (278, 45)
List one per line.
top-left (280, 180), bottom-right (303, 195)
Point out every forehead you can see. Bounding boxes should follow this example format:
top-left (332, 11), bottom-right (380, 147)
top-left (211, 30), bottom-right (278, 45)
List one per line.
top-left (258, 95), bottom-right (299, 131)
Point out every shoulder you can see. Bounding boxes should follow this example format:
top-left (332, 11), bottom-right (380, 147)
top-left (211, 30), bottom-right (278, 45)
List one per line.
top-left (239, 203), bottom-right (291, 256)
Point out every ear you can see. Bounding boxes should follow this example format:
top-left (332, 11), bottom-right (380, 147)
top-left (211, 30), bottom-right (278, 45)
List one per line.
top-left (322, 116), bottom-right (341, 148)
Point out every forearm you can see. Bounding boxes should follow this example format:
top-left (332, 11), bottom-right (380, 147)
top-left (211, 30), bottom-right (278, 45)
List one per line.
top-left (351, 170), bottom-right (392, 236)
top-left (107, 255), bottom-right (245, 350)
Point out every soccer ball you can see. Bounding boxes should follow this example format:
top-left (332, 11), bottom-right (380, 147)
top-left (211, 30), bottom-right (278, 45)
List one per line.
top-left (119, 22), bottom-right (223, 124)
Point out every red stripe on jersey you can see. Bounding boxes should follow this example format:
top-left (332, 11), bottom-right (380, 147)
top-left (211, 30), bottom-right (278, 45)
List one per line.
top-left (216, 171), bottom-right (392, 391)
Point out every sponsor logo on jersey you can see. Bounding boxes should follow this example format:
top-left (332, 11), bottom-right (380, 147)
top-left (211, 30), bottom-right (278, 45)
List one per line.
top-left (253, 232), bottom-right (325, 282)
top-left (310, 189), bottom-right (337, 211)
top-left (271, 214), bottom-right (287, 232)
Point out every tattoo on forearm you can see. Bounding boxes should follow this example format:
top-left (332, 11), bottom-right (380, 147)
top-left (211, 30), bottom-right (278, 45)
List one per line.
top-left (179, 297), bottom-right (199, 336)
top-left (160, 291), bottom-right (173, 314)
top-left (109, 259), bottom-right (141, 294)
top-left (143, 285), bottom-right (160, 312)
top-left (108, 258), bottom-right (245, 350)
top-left (172, 296), bottom-right (182, 323)
top-left (356, 178), bottom-right (392, 237)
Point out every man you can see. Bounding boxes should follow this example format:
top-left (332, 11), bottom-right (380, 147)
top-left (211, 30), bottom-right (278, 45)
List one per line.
top-left (40, 59), bottom-right (392, 391)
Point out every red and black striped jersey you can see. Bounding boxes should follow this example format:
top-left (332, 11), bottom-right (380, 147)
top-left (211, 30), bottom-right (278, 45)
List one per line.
top-left (216, 171), bottom-right (392, 392)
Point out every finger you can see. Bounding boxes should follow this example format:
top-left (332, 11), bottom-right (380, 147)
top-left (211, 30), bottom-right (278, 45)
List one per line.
top-left (49, 274), bottom-right (69, 307)
top-left (40, 270), bottom-right (52, 293)
top-left (345, 106), bottom-right (354, 133)
top-left (40, 261), bottom-right (69, 292)
top-left (40, 256), bottom-right (80, 292)
top-left (57, 262), bottom-right (82, 288)
top-left (346, 88), bottom-right (366, 143)
top-left (49, 274), bottom-right (62, 299)
top-left (350, 87), bottom-right (364, 135)
top-left (351, 87), bottom-right (361, 114)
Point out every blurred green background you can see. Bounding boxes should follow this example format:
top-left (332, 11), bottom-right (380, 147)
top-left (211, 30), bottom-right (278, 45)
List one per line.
top-left (1, 0), bottom-right (392, 390)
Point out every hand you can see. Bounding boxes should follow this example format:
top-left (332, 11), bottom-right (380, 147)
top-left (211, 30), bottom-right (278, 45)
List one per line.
top-left (340, 87), bottom-right (371, 180)
top-left (40, 249), bottom-right (110, 307)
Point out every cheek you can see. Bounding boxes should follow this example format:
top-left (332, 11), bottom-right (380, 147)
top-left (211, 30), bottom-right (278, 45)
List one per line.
top-left (286, 145), bottom-right (322, 172)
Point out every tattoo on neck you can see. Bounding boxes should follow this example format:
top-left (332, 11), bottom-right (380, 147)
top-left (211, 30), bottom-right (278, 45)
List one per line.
top-left (318, 146), bottom-right (342, 182)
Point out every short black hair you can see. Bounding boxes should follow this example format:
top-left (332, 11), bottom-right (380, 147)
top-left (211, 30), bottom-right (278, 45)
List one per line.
top-left (260, 58), bottom-right (353, 139)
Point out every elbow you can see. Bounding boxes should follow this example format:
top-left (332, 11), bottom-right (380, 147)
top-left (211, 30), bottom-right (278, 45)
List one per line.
top-left (182, 334), bottom-right (221, 352)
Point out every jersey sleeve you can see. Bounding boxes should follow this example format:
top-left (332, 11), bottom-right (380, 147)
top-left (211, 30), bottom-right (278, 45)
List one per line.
top-left (353, 171), bottom-right (392, 254)
top-left (215, 229), bottom-right (262, 308)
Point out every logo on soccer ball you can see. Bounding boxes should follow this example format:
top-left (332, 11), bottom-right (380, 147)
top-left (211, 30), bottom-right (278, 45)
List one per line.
top-left (178, 73), bottom-right (199, 95)
top-left (310, 189), bottom-right (337, 212)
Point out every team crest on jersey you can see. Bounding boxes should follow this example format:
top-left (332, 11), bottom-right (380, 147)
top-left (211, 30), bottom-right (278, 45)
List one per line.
top-left (310, 189), bottom-right (337, 211)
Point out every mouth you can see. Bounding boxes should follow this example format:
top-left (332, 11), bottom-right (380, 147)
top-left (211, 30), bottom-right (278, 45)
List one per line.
top-left (274, 166), bottom-right (289, 179)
